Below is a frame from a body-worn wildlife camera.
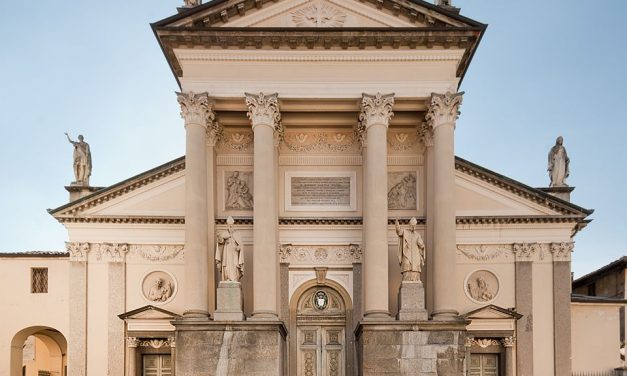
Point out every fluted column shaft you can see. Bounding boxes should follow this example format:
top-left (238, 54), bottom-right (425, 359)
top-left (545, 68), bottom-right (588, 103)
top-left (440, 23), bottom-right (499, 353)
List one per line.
top-left (359, 93), bottom-right (394, 319)
top-left (426, 92), bottom-right (463, 321)
top-left (177, 91), bottom-right (213, 318)
top-left (246, 92), bottom-right (281, 319)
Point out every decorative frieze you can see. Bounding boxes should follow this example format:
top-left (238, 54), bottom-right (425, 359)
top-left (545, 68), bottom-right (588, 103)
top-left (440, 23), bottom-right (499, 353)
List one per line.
top-left (279, 244), bottom-right (362, 265)
top-left (66, 242), bottom-right (90, 262)
top-left (468, 338), bottom-right (501, 348)
top-left (139, 338), bottom-right (175, 349)
top-left (281, 131), bottom-right (359, 154)
top-left (550, 242), bottom-right (574, 261)
top-left (216, 129), bottom-right (254, 153)
top-left (176, 91), bottom-right (214, 127)
top-left (512, 242), bottom-right (541, 261)
top-left (456, 244), bottom-right (512, 261)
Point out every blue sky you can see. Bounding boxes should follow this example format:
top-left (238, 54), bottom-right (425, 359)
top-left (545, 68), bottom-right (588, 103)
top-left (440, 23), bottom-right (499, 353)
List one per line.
top-left (0, 0), bottom-right (625, 277)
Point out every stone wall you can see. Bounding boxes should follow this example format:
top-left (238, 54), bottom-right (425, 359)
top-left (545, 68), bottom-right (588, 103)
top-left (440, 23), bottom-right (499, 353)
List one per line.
top-left (356, 321), bottom-right (467, 376)
top-left (174, 321), bottom-right (287, 376)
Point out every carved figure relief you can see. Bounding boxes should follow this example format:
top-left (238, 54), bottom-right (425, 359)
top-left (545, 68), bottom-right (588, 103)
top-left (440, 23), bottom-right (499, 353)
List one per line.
top-left (388, 172), bottom-right (417, 210)
top-left (291, 3), bottom-right (346, 27)
top-left (224, 171), bottom-right (253, 210)
top-left (465, 270), bottom-right (499, 303)
top-left (141, 271), bottom-right (177, 305)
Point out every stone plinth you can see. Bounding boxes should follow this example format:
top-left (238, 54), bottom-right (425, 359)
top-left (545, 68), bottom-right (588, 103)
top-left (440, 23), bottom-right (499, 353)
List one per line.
top-left (356, 320), bottom-right (468, 376)
top-left (214, 281), bottom-right (244, 321)
top-left (398, 281), bottom-right (428, 321)
top-left (65, 185), bottom-right (102, 202)
top-left (173, 320), bottom-right (287, 376)
top-left (538, 186), bottom-right (575, 202)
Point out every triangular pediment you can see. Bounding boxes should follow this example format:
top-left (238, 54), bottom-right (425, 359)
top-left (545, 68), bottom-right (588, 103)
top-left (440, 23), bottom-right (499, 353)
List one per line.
top-left (118, 305), bottom-right (182, 320)
top-left (464, 305), bottom-right (522, 320)
top-left (157, 0), bottom-right (481, 29)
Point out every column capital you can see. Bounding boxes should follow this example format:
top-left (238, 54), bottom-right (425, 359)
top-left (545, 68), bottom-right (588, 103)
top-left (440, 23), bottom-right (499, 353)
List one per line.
top-left (126, 337), bottom-right (140, 348)
top-left (245, 92), bottom-right (281, 130)
top-left (550, 242), bottom-right (574, 261)
top-left (66, 242), bottom-right (90, 262)
top-left (425, 91), bottom-right (464, 130)
top-left (176, 91), bottom-right (215, 127)
top-left (512, 242), bottom-right (540, 262)
top-left (501, 336), bottom-right (516, 348)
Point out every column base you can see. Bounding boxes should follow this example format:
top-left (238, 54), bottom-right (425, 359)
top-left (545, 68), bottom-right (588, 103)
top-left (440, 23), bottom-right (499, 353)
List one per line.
top-left (173, 320), bottom-right (287, 376)
top-left (182, 309), bottom-right (211, 320)
top-left (431, 309), bottom-right (461, 321)
top-left (363, 310), bottom-right (393, 320)
top-left (355, 320), bottom-right (468, 375)
top-left (251, 311), bottom-right (280, 321)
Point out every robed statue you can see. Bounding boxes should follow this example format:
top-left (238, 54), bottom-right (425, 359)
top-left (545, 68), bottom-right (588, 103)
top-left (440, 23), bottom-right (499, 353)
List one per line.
top-left (65, 133), bottom-right (92, 185)
top-left (215, 216), bottom-right (244, 282)
top-left (548, 136), bottom-right (570, 187)
top-left (395, 218), bottom-right (425, 282)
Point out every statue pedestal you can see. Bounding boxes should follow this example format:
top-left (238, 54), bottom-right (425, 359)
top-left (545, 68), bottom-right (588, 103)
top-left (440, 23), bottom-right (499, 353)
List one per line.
top-left (65, 185), bottom-right (102, 202)
top-left (397, 281), bottom-right (428, 321)
top-left (214, 281), bottom-right (245, 321)
top-left (538, 186), bottom-right (574, 202)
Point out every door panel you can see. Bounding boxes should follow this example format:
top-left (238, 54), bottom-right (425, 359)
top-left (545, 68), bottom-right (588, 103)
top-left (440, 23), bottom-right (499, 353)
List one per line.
top-left (469, 354), bottom-right (499, 376)
top-left (297, 326), bottom-right (345, 376)
top-left (143, 355), bottom-right (172, 376)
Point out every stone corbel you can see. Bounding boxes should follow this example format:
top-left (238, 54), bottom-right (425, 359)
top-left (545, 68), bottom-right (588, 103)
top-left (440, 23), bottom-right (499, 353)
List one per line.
top-left (425, 91), bottom-right (464, 130)
top-left (66, 242), bottom-right (90, 262)
top-left (176, 91), bottom-right (215, 128)
top-left (356, 92), bottom-right (395, 146)
top-left (550, 242), bottom-right (574, 262)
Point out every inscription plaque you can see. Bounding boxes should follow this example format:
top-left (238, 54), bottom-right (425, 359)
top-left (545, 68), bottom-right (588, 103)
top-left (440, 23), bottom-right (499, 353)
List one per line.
top-left (285, 172), bottom-right (356, 211)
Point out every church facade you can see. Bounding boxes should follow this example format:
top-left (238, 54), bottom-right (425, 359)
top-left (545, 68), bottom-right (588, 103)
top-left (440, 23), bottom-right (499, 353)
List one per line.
top-left (0, 0), bottom-right (597, 375)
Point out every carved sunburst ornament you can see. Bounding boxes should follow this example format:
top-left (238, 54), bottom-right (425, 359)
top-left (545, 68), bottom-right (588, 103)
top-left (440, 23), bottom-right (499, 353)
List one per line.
top-left (291, 3), bottom-right (347, 27)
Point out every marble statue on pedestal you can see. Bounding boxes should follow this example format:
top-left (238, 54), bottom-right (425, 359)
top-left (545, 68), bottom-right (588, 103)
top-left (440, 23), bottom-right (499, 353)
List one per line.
top-left (215, 216), bottom-right (244, 282)
top-left (65, 133), bottom-right (92, 185)
top-left (548, 136), bottom-right (570, 187)
top-left (395, 217), bottom-right (425, 282)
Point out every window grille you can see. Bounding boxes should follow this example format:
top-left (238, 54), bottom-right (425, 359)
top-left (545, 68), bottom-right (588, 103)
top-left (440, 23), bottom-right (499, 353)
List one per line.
top-left (31, 268), bottom-right (48, 293)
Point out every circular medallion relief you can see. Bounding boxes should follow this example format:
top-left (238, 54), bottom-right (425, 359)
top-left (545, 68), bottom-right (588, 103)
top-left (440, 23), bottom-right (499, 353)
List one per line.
top-left (464, 270), bottom-right (499, 304)
top-left (141, 270), bottom-right (177, 305)
top-left (313, 290), bottom-right (329, 310)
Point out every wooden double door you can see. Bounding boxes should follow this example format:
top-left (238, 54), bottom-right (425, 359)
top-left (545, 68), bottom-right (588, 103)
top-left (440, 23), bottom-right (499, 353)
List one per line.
top-left (297, 324), bottom-right (345, 376)
top-left (469, 353), bottom-right (499, 376)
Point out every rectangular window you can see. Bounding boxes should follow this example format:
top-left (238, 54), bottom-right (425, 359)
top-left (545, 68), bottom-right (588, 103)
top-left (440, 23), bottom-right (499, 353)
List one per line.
top-left (31, 268), bottom-right (48, 293)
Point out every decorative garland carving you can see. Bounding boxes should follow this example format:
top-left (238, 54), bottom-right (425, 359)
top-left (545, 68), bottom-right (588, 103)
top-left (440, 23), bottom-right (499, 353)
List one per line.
top-left (217, 130), bottom-right (253, 152)
top-left (471, 338), bottom-right (501, 348)
top-left (456, 245), bottom-right (512, 261)
top-left (130, 245), bottom-right (185, 262)
top-left (281, 131), bottom-right (358, 154)
top-left (387, 131), bottom-right (420, 152)
top-left (139, 338), bottom-right (175, 349)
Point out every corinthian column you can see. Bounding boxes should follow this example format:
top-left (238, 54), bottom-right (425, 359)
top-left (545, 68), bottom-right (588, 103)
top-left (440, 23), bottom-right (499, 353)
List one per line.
top-left (358, 93), bottom-right (394, 319)
top-left (177, 91), bottom-right (214, 319)
top-left (425, 91), bottom-right (463, 321)
top-left (246, 92), bottom-right (281, 320)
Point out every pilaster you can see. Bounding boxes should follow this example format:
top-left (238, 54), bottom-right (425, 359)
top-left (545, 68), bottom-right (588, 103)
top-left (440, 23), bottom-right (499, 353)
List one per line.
top-left (425, 91), bottom-right (463, 321)
top-left (105, 243), bottom-right (128, 376)
top-left (512, 242), bottom-right (538, 376)
top-left (551, 242), bottom-right (574, 376)
top-left (245, 92), bottom-right (281, 320)
top-left (358, 92), bottom-right (394, 319)
top-left (66, 242), bottom-right (89, 376)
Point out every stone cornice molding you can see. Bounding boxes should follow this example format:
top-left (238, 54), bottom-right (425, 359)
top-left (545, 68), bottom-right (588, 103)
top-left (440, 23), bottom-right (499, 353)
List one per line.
top-left (245, 92), bottom-right (282, 131)
top-left (512, 242), bottom-right (540, 262)
top-left (357, 92), bottom-right (394, 146)
top-left (176, 91), bottom-right (215, 127)
top-left (550, 242), bottom-right (574, 262)
top-left (425, 91), bottom-right (463, 130)
top-left (66, 242), bottom-right (90, 262)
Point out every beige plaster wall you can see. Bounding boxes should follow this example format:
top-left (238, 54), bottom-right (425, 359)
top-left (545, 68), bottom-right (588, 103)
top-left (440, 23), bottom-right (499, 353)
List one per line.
top-left (532, 261), bottom-right (555, 374)
top-left (0, 257), bottom-right (69, 376)
top-left (572, 303), bottom-right (623, 372)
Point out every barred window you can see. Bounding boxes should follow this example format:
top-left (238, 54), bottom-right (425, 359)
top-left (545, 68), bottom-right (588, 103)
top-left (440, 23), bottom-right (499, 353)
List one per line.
top-left (31, 268), bottom-right (48, 293)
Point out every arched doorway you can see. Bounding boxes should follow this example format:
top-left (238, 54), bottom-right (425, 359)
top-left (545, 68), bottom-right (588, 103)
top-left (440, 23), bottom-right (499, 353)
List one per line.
top-left (289, 279), bottom-right (354, 376)
top-left (10, 327), bottom-right (67, 376)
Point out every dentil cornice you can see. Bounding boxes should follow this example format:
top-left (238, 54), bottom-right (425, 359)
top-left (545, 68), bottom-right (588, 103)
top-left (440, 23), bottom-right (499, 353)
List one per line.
top-left (245, 92), bottom-right (282, 130)
top-left (176, 91), bottom-right (215, 127)
top-left (425, 91), bottom-right (463, 130)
